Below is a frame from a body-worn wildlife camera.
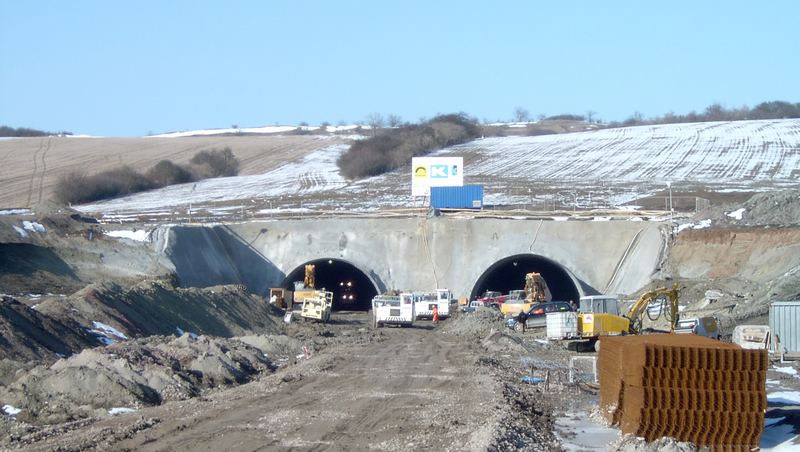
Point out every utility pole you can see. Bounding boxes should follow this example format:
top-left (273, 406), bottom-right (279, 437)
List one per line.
top-left (667, 182), bottom-right (673, 222)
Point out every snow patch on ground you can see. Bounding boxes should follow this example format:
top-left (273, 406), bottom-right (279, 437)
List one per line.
top-left (77, 144), bottom-right (349, 213)
top-left (0, 209), bottom-right (31, 215)
top-left (108, 407), bottom-right (137, 415)
top-left (92, 321), bottom-right (128, 340)
top-left (72, 119), bottom-right (800, 218)
top-left (22, 221), bottom-right (46, 233)
top-left (106, 229), bottom-right (149, 242)
top-left (676, 219), bottom-right (713, 233)
top-left (727, 208), bottom-right (746, 220)
top-left (88, 321), bottom-right (129, 345)
top-left (555, 412), bottom-right (619, 451)
top-left (2, 405), bottom-right (21, 416)
top-left (774, 366), bottom-right (799, 377)
top-left (768, 391), bottom-right (800, 405)
top-left (12, 225), bottom-right (27, 237)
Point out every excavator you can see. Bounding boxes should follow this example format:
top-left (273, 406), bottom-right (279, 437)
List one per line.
top-left (500, 272), bottom-right (552, 316)
top-left (566, 284), bottom-right (680, 352)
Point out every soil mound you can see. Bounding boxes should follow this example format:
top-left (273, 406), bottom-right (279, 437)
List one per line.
top-left (35, 280), bottom-right (284, 340)
top-left (0, 295), bottom-right (99, 363)
top-left (0, 333), bottom-right (299, 425)
top-left (439, 308), bottom-right (506, 340)
top-left (694, 189), bottom-right (800, 227)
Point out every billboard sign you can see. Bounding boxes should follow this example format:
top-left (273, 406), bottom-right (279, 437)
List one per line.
top-left (411, 157), bottom-right (463, 196)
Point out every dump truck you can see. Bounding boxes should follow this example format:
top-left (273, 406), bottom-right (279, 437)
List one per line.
top-left (300, 290), bottom-right (333, 322)
top-left (373, 293), bottom-right (415, 328)
top-left (548, 285), bottom-right (680, 352)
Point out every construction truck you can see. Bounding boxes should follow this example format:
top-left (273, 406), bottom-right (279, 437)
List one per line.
top-left (293, 264), bottom-right (319, 307)
top-left (268, 288), bottom-right (294, 309)
top-left (300, 290), bottom-right (333, 322)
top-left (500, 273), bottom-right (552, 317)
top-left (413, 292), bottom-right (437, 319)
top-left (435, 289), bottom-right (451, 318)
top-left (548, 285), bottom-right (680, 352)
top-left (414, 289), bottom-right (452, 320)
top-left (304, 264), bottom-right (315, 289)
top-left (373, 292), bottom-right (415, 328)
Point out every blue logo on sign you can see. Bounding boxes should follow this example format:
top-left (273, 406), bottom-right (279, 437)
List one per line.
top-left (430, 164), bottom-right (450, 178)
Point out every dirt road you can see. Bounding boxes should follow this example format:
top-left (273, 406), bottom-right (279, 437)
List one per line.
top-left (19, 314), bottom-right (503, 451)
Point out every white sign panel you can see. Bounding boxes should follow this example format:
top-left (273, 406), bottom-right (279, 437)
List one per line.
top-left (411, 157), bottom-right (463, 196)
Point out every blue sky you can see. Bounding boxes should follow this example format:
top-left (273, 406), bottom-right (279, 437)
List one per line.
top-left (1, 1), bottom-right (798, 136)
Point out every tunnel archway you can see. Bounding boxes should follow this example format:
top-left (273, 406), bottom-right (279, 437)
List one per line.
top-left (470, 254), bottom-right (581, 302)
top-left (282, 258), bottom-right (379, 311)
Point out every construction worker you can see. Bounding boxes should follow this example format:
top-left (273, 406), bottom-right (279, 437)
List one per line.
top-left (517, 309), bottom-right (528, 333)
top-left (432, 304), bottom-right (439, 325)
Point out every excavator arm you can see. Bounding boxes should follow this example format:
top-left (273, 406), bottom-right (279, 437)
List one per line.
top-left (524, 272), bottom-right (552, 303)
top-left (625, 284), bottom-right (680, 334)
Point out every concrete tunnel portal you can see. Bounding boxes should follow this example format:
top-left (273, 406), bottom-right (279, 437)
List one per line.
top-left (282, 258), bottom-right (379, 311)
top-left (470, 254), bottom-right (581, 303)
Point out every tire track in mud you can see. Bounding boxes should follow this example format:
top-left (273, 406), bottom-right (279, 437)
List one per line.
top-left (25, 139), bottom-right (45, 207)
top-left (36, 138), bottom-right (51, 204)
top-left (95, 321), bottom-right (498, 452)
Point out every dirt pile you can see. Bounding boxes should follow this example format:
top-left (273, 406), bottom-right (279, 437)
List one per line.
top-left (695, 189), bottom-right (800, 227)
top-left (0, 295), bottom-right (100, 363)
top-left (0, 333), bottom-right (301, 425)
top-left (439, 307), bottom-right (506, 340)
top-left (476, 355), bottom-right (562, 450)
top-left (599, 334), bottom-right (767, 449)
top-left (35, 280), bottom-right (284, 340)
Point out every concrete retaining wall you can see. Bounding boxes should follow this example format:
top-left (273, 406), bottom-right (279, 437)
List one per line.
top-left (161, 217), bottom-right (667, 299)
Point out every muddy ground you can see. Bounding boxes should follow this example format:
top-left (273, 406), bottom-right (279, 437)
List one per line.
top-left (2, 191), bottom-right (800, 450)
top-left (0, 310), bottom-right (588, 451)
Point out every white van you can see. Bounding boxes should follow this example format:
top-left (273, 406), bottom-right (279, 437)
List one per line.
top-left (373, 293), bottom-right (415, 328)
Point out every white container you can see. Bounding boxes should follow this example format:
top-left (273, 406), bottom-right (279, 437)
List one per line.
top-left (732, 325), bottom-right (771, 350)
top-left (547, 311), bottom-right (578, 339)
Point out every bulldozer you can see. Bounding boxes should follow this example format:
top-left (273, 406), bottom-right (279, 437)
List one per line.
top-left (556, 285), bottom-right (680, 352)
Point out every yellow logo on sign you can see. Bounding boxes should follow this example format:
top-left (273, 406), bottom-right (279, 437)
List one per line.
top-left (414, 166), bottom-right (427, 178)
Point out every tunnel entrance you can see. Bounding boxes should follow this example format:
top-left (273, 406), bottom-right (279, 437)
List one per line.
top-left (470, 254), bottom-right (580, 302)
top-left (282, 258), bottom-right (378, 311)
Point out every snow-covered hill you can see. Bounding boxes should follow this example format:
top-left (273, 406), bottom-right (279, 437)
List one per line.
top-left (77, 119), bottom-right (800, 221)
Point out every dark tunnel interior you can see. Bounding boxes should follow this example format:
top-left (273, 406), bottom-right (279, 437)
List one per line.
top-left (470, 254), bottom-right (580, 302)
top-left (282, 258), bottom-right (378, 311)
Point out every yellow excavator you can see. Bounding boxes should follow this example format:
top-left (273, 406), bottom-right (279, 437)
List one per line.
top-left (500, 272), bottom-right (552, 316)
top-left (568, 284), bottom-right (680, 352)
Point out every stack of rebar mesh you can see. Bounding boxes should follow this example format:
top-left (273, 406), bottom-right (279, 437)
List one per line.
top-left (599, 334), bottom-right (767, 449)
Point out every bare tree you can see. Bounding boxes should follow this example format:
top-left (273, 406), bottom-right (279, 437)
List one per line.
top-left (585, 110), bottom-right (597, 123)
top-left (365, 113), bottom-right (385, 135)
top-left (387, 114), bottom-right (403, 128)
top-left (513, 107), bottom-right (530, 123)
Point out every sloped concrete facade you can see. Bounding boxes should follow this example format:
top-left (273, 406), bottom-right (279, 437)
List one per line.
top-left (161, 217), bottom-right (667, 300)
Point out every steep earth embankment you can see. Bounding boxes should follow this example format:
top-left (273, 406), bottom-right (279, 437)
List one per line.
top-left (663, 191), bottom-right (800, 326)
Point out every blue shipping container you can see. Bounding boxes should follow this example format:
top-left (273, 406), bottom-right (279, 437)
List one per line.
top-left (431, 185), bottom-right (484, 209)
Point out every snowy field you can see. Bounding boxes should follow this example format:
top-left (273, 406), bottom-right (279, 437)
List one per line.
top-left (76, 119), bottom-right (800, 222)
